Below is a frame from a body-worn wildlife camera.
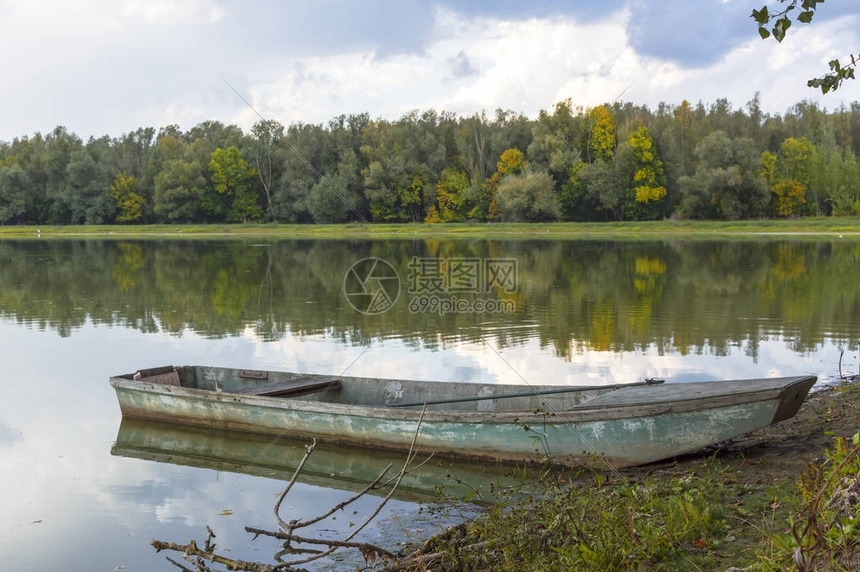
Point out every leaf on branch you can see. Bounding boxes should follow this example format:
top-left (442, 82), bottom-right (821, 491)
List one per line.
top-left (751, 6), bottom-right (769, 25)
top-left (797, 11), bottom-right (814, 23)
top-left (772, 17), bottom-right (792, 43)
top-left (758, 27), bottom-right (771, 39)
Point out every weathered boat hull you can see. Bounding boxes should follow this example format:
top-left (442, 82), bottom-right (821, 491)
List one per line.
top-left (110, 366), bottom-right (817, 468)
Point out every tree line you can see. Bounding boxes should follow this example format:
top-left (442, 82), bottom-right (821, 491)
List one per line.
top-left (1, 95), bottom-right (860, 226)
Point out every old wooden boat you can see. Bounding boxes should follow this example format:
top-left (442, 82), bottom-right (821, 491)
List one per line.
top-left (109, 365), bottom-right (817, 468)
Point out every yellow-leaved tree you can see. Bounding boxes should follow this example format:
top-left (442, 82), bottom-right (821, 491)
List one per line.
top-left (110, 173), bottom-right (145, 223)
top-left (626, 126), bottom-right (667, 220)
top-left (773, 136), bottom-right (816, 217)
top-left (587, 105), bottom-right (615, 163)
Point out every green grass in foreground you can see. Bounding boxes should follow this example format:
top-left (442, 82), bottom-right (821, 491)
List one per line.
top-left (0, 217), bottom-right (859, 238)
top-left (420, 433), bottom-right (860, 571)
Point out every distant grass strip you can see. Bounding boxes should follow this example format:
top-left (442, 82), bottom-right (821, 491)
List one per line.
top-left (0, 217), bottom-right (858, 239)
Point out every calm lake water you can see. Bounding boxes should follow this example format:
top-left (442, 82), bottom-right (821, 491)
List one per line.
top-left (1, 236), bottom-right (859, 570)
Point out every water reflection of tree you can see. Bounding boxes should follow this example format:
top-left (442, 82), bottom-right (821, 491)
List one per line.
top-left (0, 238), bottom-right (857, 356)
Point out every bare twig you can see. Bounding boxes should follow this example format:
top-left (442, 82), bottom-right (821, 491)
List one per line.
top-left (151, 539), bottom-right (278, 572)
top-left (278, 464), bottom-right (393, 538)
top-left (204, 525), bottom-right (216, 552)
top-left (273, 440), bottom-right (317, 534)
top-left (272, 406), bottom-right (430, 568)
top-left (245, 526), bottom-right (398, 560)
top-left (376, 452), bottom-right (435, 490)
top-left (840, 348), bottom-right (845, 379)
top-left (165, 556), bottom-right (196, 572)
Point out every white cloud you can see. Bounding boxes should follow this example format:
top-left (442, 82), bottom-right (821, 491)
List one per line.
top-left (0, 2), bottom-right (859, 140)
top-left (122, 0), bottom-right (226, 25)
top-left (223, 8), bottom-right (860, 135)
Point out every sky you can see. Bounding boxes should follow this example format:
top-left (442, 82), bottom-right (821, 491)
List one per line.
top-left (1, 0), bottom-right (859, 142)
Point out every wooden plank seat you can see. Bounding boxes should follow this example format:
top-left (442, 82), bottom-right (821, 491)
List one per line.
top-left (231, 376), bottom-right (341, 398)
top-left (133, 365), bottom-right (180, 386)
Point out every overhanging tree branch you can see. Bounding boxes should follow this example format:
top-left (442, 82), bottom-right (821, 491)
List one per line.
top-left (751, 0), bottom-right (857, 93)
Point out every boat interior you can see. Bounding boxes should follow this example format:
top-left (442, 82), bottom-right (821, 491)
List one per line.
top-left (129, 365), bottom-right (617, 412)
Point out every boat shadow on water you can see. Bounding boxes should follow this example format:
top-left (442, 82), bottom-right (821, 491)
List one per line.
top-left (113, 417), bottom-right (547, 571)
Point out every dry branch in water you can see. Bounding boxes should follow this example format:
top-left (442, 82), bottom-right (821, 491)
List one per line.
top-left (151, 539), bottom-right (277, 572)
top-left (150, 407), bottom-right (448, 571)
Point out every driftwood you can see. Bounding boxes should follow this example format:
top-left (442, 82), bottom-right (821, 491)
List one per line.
top-left (149, 406), bottom-right (462, 571)
top-left (151, 539), bottom-right (278, 572)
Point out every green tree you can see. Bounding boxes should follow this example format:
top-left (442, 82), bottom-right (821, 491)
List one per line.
top-left (363, 156), bottom-right (424, 222)
top-left (494, 169), bottom-right (560, 222)
top-left (250, 119), bottom-right (284, 221)
top-left (144, 129), bottom-right (189, 221)
top-left (527, 99), bottom-right (586, 182)
top-left (425, 169), bottom-right (471, 222)
top-left (208, 146), bottom-right (260, 223)
top-left (808, 135), bottom-right (860, 215)
top-left (43, 126), bottom-right (83, 223)
top-left (760, 150), bottom-right (778, 185)
top-left (110, 173), bottom-right (145, 223)
top-left (112, 127), bottom-right (156, 182)
top-left (0, 165), bottom-right (31, 224)
top-left (485, 148), bottom-right (526, 220)
top-left (677, 131), bottom-right (770, 220)
top-left (307, 172), bottom-right (363, 223)
top-left (153, 160), bottom-right (206, 222)
top-left (579, 159), bottom-right (624, 220)
top-left (272, 122), bottom-right (333, 223)
top-left (64, 150), bottom-right (114, 224)
top-left (557, 160), bottom-right (599, 221)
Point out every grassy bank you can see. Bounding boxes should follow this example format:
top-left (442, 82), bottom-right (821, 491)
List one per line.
top-left (0, 217), bottom-right (859, 239)
top-left (409, 380), bottom-right (860, 571)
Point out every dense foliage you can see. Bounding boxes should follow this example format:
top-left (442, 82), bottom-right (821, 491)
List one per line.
top-left (2, 96), bottom-right (860, 225)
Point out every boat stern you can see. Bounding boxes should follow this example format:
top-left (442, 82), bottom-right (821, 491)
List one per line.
top-left (770, 375), bottom-right (817, 424)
